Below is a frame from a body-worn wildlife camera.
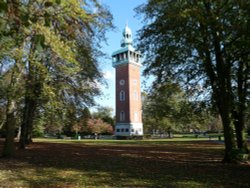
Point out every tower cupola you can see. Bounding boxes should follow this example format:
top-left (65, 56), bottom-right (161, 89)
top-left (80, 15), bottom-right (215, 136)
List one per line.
top-left (121, 24), bottom-right (133, 47)
top-left (112, 24), bottom-right (142, 68)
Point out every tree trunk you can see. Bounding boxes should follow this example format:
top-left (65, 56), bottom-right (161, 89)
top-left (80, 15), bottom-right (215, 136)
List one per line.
top-left (199, 2), bottom-right (237, 162)
top-left (2, 66), bottom-right (19, 158)
top-left (235, 121), bottom-right (248, 152)
top-left (19, 96), bottom-right (36, 149)
top-left (220, 110), bottom-right (235, 162)
top-left (2, 100), bottom-right (16, 158)
top-left (233, 110), bottom-right (249, 153)
top-left (198, 34), bottom-right (236, 162)
top-left (16, 125), bottom-right (21, 140)
top-left (233, 60), bottom-right (249, 153)
top-left (210, 4), bottom-right (236, 161)
top-left (19, 37), bottom-right (41, 149)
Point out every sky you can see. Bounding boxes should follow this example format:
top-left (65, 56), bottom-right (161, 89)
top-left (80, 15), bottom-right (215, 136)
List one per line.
top-left (93, 0), bottom-right (148, 113)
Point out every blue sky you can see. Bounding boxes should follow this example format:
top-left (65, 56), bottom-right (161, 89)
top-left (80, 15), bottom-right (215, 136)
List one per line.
top-left (94, 0), bottom-right (148, 112)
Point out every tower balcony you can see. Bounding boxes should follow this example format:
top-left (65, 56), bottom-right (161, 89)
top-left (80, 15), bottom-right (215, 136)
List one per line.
top-left (112, 47), bottom-right (142, 68)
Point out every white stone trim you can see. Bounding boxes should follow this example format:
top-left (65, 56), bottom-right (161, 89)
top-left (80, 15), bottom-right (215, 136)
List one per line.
top-left (115, 123), bottom-right (143, 136)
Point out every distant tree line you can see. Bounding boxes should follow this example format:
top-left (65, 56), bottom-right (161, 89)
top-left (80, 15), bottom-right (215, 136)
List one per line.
top-left (33, 106), bottom-right (114, 138)
top-left (142, 82), bottom-right (223, 136)
top-left (1, 106), bottom-right (114, 138)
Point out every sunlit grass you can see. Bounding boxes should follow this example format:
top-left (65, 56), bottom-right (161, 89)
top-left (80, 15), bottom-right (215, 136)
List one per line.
top-left (34, 136), bottom-right (213, 145)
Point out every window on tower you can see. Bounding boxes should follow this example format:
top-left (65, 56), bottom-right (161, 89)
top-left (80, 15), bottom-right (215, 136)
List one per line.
top-left (120, 111), bottom-right (125, 121)
top-left (136, 54), bottom-right (139, 62)
top-left (120, 90), bottom-right (125, 101)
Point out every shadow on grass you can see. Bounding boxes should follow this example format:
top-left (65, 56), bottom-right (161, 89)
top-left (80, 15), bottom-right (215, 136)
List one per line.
top-left (0, 140), bottom-right (250, 187)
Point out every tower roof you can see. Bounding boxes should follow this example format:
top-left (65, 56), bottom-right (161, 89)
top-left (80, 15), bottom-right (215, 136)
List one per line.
top-left (121, 24), bottom-right (133, 47)
top-left (112, 23), bottom-right (142, 68)
top-left (123, 23), bottom-right (132, 36)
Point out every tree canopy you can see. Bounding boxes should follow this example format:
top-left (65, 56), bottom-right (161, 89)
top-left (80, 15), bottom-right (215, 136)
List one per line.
top-left (0, 0), bottom-right (113, 157)
top-left (136, 0), bottom-right (249, 162)
top-left (142, 81), bottom-right (216, 135)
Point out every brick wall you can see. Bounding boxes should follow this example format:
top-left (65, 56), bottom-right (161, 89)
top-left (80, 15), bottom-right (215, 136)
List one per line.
top-left (115, 63), bottom-right (142, 124)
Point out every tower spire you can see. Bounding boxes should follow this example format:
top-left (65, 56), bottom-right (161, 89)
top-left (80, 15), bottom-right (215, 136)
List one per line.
top-left (121, 24), bottom-right (133, 47)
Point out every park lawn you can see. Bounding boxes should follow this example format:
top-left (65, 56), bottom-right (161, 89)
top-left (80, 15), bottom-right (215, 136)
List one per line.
top-left (0, 139), bottom-right (249, 188)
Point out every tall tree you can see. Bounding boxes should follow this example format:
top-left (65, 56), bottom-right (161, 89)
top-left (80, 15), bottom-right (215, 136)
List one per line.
top-left (136, 0), bottom-right (249, 162)
top-left (0, 0), bottom-right (26, 157)
top-left (17, 0), bottom-right (112, 148)
top-left (1, 0), bottom-right (113, 156)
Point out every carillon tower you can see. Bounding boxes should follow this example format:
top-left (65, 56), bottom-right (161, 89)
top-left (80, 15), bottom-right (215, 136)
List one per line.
top-left (112, 24), bottom-right (143, 138)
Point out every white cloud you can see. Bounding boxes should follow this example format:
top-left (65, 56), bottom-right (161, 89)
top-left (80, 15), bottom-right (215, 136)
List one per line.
top-left (103, 70), bottom-right (114, 79)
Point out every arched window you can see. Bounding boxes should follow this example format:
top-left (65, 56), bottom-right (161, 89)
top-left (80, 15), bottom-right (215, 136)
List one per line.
top-left (120, 111), bottom-right (125, 121)
top-left (120, 90), bottom-right (125, 101)
top-left (112, 56), bottom-right (116, 62)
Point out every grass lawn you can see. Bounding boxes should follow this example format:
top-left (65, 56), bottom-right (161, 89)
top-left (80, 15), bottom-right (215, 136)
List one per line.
top-left (0, 138), bottom-right (249, 188)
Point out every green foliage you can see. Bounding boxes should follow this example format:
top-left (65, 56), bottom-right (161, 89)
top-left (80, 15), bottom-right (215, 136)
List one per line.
top-left (32, 123), bottom-right (45, 138)
top-left (0, 0), bottom-right (113, 152)
top-left (230, 149), bottom-right (250, 163)
top-left (92, 106), bottom-right (115, 127)
top-left (142, 81), bottom-right (215, 134)
top-left (81, 107), bottom-right (92, 127)
top-left (136, 0), bottom-right (249, 161)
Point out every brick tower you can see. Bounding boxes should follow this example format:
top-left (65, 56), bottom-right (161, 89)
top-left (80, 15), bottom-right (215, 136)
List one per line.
top-left (112, 24), bottom-right (143, 138)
